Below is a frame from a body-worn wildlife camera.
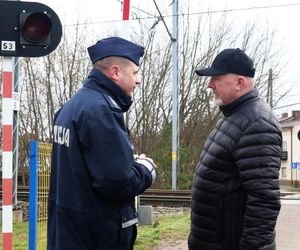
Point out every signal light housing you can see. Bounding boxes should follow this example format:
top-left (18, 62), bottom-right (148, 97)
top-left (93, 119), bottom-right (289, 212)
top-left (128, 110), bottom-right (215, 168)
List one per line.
top-left (0, 1), bottom-right (62, 57)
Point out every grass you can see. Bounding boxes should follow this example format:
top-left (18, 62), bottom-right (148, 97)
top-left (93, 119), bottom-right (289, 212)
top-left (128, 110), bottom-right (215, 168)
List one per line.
top-left (0, 211), bottom-right (190, 249)
top-left (0, 222), bottom-right (29, 250)
top-left (10, 222), bottom-right (29, 250)
top-left (0, 221), bottom-right (47, 250)
top-left (135, 211), bottom-right (190, 250)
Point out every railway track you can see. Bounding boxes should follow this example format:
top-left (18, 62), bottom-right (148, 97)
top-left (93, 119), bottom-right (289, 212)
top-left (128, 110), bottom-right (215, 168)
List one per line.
top-left (1, 187), bottom-right (299, 207)
top-left (140, 189), bottom-right (300, 207)
top-left (140, 189), bottom-right (191, 207)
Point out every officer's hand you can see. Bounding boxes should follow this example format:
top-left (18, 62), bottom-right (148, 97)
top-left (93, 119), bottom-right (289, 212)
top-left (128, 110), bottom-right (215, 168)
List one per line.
top-left (136, 154), bottom-right (157, 167)
top-left (135, 154), bottom-right (158, 184)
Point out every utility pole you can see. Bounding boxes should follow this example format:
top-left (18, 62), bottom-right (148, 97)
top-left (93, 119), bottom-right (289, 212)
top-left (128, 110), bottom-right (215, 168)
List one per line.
top-left (267, 68), bottom-right (273, 108)
top-left (171, 0), bottom-right (179, 190)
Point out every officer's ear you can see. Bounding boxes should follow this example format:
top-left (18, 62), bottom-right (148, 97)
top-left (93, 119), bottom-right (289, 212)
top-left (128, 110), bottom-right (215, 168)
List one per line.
top-left (109, 64), bottom-right (120, 81)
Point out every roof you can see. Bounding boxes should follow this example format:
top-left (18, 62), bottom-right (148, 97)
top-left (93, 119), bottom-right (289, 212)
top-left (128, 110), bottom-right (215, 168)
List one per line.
top-left (279, 111), bottom-right (300, 128)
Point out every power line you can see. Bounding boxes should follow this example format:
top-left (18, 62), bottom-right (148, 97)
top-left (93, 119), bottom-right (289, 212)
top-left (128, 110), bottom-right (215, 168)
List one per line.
top-left (152, 0), bottom-right (175, 41)
top-left (131, 5), bottom-right (157, 17)
top-left (63, 2), bottom-right (300, 27)
top-left (188, 2), bottom-right (300, 16)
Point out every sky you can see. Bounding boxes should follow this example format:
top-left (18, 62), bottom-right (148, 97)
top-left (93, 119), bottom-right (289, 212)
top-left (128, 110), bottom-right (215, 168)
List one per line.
top-left (25, 0), bottom-right (300, 116)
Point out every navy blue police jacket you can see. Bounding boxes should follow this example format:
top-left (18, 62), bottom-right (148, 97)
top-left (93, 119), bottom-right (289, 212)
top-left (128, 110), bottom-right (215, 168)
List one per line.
top-left (47, 68), bottom-right (153, 250)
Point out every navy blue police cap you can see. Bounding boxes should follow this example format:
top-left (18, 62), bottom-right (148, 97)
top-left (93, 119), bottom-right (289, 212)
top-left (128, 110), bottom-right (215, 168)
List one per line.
top-left (87, 36), bottom-right (145, 66)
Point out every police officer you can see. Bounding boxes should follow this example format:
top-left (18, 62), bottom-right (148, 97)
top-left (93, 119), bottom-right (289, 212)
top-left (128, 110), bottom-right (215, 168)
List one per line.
top-left (47, 37), bottom-right (158, 250)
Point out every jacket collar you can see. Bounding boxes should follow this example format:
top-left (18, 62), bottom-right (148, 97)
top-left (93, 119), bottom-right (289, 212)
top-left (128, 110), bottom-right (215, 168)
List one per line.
top-left (219, 89), bottom-right (259, 117)
top-left (84, 68), bottom-right (133, 112)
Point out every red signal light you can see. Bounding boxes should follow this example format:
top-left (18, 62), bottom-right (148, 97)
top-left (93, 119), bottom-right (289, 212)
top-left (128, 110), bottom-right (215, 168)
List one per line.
top-left (20, 12), bottom-right (52, 45)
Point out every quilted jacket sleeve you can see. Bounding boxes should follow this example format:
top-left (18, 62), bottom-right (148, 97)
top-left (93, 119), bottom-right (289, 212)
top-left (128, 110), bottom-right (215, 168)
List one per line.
top-left (234, 117), bottom-right (282, 250)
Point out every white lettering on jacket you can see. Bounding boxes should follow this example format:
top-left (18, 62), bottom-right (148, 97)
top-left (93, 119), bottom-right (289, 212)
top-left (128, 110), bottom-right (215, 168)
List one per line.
top-left (53, 125), bottom-right (70, 147)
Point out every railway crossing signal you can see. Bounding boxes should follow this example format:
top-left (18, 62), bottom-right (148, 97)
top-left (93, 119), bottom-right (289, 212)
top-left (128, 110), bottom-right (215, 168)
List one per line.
top-left (0, 1), bottom-right (62, 57)
top-left (1, 2), bottom-right (62, 249)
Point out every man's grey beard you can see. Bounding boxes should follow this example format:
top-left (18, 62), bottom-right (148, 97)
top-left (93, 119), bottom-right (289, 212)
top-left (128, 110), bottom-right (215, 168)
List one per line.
top-left (213, 97), bottom-right (224, 107)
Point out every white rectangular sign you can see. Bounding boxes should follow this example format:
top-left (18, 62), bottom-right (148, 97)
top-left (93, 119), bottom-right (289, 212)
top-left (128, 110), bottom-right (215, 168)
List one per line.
top-left (13, 92), bottom-right (20, 111)
top-left (1, 41), bottom-right (16, 51)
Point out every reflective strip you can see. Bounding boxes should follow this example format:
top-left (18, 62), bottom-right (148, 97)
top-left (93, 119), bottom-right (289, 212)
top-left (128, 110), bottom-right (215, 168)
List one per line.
top-left (108, 96), bottom-right (121, 110)
top-left (122, 217), bottom-right (138, 228)
top-left (136, 158), bottom-right (157, 184)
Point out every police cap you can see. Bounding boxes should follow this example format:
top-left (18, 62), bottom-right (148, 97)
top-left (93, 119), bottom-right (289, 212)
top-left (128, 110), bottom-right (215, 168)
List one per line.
top-left (87, 36), bottom-right (145, 66)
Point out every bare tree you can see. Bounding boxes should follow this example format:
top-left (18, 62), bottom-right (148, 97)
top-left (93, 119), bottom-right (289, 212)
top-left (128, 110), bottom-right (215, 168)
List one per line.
top-left (9, 12), bottom-right (285, 188)
top-left (128, 12), bottom-right (285, 188)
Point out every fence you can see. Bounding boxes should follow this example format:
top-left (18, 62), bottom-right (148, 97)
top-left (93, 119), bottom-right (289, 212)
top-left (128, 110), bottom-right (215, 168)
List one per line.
top-left (29, 140), bottom-right (52, 250)
top-left (28, 140), bottom-right (141, 249)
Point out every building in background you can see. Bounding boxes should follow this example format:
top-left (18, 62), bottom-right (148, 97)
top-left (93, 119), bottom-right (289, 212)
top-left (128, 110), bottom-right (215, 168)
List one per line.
top-left (279, 110), bottom-right (300, 187)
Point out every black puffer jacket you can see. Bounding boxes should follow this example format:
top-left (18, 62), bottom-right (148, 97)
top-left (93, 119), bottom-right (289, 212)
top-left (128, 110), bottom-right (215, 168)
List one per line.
top-left (188, 89), bottom-right (282, 250)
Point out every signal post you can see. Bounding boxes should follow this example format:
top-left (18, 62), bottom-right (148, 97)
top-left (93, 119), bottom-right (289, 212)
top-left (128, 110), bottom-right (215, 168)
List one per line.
top-left (0, 1), bottom-right (62, 249)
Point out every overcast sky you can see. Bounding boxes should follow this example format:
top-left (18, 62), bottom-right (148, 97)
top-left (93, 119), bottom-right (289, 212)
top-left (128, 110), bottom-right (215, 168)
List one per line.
top-left (26, 0), bottom-right (300, 115)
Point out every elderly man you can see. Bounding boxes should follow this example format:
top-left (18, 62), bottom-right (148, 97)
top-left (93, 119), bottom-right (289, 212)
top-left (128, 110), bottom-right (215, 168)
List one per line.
top-left (47, 37), bottom-right (157, 250)
top-left (188, 48), bottom-right (282, 250)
